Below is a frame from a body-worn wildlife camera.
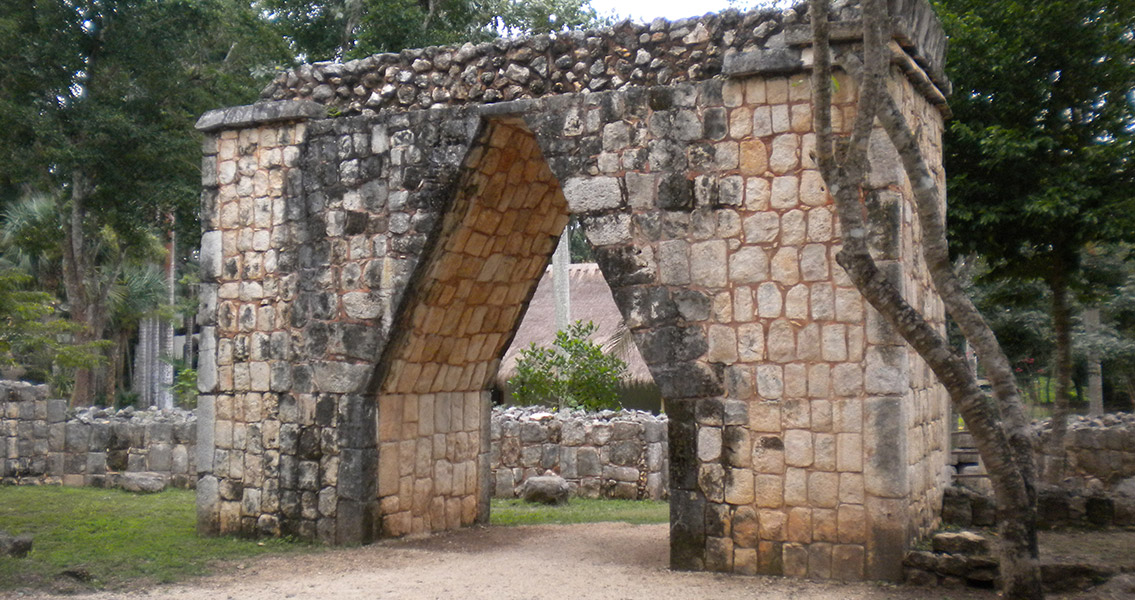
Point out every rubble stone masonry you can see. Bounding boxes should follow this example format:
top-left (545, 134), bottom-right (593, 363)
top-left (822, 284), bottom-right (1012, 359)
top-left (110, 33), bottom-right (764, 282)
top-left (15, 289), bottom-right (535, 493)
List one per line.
top-left (196, 0), bottom-right (951, 580)
top-left (0, 381), bottom-right (196, 489)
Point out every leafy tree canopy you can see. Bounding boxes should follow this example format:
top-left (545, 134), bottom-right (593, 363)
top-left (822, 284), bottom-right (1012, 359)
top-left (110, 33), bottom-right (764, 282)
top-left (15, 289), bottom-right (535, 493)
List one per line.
top-left (261, 0), bottom-right (608, 61)
top-left (0, 0), bottom-right (290, 242)
top-left (0, 268), bottom-right (105, 375)
top-left (937, 0), bottom-right (1135, 280)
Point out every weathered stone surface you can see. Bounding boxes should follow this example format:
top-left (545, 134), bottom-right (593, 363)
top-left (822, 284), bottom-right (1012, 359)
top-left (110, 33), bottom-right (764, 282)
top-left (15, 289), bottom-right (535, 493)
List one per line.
top-left (518, 471), bottom-right (570, 505)
top-left (931, 531), bottom-right (990, 556)
top-left (120, 471), bottom-right (169, 493)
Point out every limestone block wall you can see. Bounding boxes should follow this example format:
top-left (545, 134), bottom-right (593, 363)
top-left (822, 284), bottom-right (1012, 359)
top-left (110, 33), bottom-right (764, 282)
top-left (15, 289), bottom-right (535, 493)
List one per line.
top-left (893, 71), bottom-right (951, 547)
top-left (377, 392), bottom-right (488, 535)
top-left (0, 381), bottom-right (196, 488)
top-left (490, 407), bottom-right (669, 500)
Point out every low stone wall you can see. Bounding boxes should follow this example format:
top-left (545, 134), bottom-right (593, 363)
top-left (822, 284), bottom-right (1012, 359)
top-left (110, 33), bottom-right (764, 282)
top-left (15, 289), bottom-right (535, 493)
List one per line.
top-left (490, 406), bottom-right (668, 500)
top-left (942, 484), bottom-right (1135, 530)
top-left (0, 380), bottom-right (197, 489)
top-left (1035, 413), bottom-right (1135, 492)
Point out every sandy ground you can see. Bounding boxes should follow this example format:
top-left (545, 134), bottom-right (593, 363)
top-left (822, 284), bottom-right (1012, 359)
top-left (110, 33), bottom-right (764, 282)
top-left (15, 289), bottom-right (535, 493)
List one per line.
top-left (3, 523), bottom-right (1008, 600)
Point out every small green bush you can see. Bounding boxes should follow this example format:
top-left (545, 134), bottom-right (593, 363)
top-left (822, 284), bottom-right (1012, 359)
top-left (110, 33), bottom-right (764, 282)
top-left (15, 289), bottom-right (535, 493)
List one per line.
top-left (508, 320), bottom-right (628, 411)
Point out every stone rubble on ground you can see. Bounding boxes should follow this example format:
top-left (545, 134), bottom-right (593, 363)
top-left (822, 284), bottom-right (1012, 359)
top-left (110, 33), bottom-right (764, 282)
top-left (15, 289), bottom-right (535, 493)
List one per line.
top-left (0, 530), bottom-right (33, 558)
top-left (518, 470), bottom-right (571, 505)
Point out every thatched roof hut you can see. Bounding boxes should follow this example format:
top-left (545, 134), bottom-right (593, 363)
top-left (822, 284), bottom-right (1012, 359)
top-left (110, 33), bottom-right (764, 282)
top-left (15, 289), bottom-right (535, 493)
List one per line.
top-left (496, 263), bottom-right (655, 388)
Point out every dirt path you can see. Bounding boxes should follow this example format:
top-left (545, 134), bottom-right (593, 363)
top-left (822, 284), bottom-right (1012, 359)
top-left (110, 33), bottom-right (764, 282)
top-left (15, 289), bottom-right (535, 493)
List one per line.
top-left (5, 523), bottom-right (1004, 600)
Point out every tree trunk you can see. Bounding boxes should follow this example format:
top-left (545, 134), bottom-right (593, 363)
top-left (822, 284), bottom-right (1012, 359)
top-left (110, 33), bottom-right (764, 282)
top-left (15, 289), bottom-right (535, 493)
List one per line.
top-left (62, 173), bottom-right (98, 407)
top-left (1126, 373), bottom-right (1135, 412)
top-left (809, 0), bottom-right (1042, 596)
top-left (1046, 267), bottom-right (1073, 483)
top-left (1084, 307), bottom-right (1103, 416)
top-left (108, 328), bottom-right (129, 405)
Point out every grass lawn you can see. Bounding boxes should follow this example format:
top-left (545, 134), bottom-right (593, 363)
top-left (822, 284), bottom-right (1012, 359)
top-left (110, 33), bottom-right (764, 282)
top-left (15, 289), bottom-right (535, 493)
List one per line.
top-left (489, 497), bottom-right (669, 526)
top-left (0, 485), bottom-right (667, 593)
top-left (0, 486), bottom-right (314, 592)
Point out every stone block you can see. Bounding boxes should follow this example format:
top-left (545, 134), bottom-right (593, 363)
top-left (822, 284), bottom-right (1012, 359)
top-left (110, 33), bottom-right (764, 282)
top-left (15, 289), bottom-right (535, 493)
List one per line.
top-left (725, 468), bottom-right (754, 505)
top-left (563, 176), bottom-right (623, 213)
top-left (577, 447), bottom-right (600, 478)
top-left (832, 544), bottom-right (866, 581)
top-left (784, 430), bottom-right (813, 468)
top-left (864, 346), bottom-right (909, 395)
top-left (690, 241), bottom-right (727, 288)
top-left (783, 542), bottom-right (809, 577)
top-left (770, 247), bottom-right (800, 285)
top-left (865, 496), bottom-right (908, 580)
top-left (863, 396), bottom-right (907, 498)
top-left (808, 472), bottom-right (838, 508)
top-left (658, 240), bottom-right (691, 284)
top-left (728, 246), bottom-right (769, 284)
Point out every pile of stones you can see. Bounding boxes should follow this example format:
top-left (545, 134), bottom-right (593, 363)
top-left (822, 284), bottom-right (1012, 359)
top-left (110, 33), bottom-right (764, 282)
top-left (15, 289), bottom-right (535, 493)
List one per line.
top-left (904, 530), bottom-right (1119, 593)
top-left (904, 531), bottom-right (999, 589)
top-left (257, 3), bottom-right (853, 114)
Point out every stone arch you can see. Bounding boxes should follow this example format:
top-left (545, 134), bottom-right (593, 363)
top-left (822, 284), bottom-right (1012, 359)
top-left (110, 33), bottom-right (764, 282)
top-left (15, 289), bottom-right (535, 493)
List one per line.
top-left (196, 0), bottom-right (954, 582)
top-left (373, 117), bottom-right (572, 535)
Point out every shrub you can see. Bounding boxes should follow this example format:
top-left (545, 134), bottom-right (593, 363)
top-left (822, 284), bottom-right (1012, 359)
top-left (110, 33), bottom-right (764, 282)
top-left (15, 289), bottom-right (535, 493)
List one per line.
top-left (508, 320), bottom-right (628, 411)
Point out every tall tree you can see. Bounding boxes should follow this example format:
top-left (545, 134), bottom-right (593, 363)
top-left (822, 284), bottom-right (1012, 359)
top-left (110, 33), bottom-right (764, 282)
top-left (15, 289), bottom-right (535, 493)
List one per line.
top-left (261, 0), bottom-right (607, 61)
top-left (0, 0), bottom-right (289, 405)
top-left (809, 0), bottom-right (1042, 596)
top-left (936, 0), bottom-right (1135, 479)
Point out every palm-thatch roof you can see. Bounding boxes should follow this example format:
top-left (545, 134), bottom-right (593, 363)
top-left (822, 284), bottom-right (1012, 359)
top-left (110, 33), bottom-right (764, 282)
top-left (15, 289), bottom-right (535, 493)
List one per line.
top-left (496, 263), bottom-right (654, 387)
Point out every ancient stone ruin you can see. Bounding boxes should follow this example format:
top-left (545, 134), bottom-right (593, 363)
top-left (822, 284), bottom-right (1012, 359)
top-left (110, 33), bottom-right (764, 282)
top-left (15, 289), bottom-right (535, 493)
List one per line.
top-left (195, 0), bottom-right (952, 580)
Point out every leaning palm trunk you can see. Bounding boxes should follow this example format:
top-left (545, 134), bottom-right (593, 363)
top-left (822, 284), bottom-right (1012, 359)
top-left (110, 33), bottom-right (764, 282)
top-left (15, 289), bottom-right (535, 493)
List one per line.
top-left (809, 0), bottom-right (1042, 597)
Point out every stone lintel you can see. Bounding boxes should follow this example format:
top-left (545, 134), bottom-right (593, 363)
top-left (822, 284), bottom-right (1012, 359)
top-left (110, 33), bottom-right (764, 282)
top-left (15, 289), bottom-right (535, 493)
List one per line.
top-left (195, 100), bottom-right (327, 132)
top-left (475, 98), bottom-right (539, 118)
top-left (722, 48), bottom-right (805, 78)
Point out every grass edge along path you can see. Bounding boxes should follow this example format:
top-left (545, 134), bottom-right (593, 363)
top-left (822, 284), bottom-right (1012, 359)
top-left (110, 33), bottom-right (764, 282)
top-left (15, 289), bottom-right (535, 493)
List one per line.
top-left (0, 486), bottom-right (667, 593)
top-left (489, 497), bottom-right (669, 526)
top-left (0, 486), bottom-right (314, 592)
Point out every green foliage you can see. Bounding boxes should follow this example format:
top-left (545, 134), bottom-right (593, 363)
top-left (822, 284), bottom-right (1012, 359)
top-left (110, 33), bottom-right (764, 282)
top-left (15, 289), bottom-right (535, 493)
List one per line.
top-left (970, 246), bottom-right (1135, 410)
top-left (566, 216), bottom-right (593, 263)
top-left (0, 268), bottom-right (106, 377)
top-left (164, 357), bottom-right (199, 409)
top-left (262, 0), bottom-right (608, 61)
top-left (490, 498), bottom-right (668, 526)
top-left (509, 320), bottom-right (628, 411)
top-left (0, 487), bottom-right (313, 591)
top-left (0, 0), bottom-right (290, 243)
top-left (937, 0), bottom-right (1135, 278)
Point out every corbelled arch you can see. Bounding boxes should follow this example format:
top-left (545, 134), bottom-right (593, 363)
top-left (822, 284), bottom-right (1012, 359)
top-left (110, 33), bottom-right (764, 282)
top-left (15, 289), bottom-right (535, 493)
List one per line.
top-left (373, 118), bottom-right (572, 535)
top-left (195, 0), bottom-right (953, 582)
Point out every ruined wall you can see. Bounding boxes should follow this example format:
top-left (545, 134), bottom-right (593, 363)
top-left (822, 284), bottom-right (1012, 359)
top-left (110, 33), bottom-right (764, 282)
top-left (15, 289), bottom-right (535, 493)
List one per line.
top-left (490, 406), bottom-right (669, 500)
top-left (196, 0), bottom-right (952, 581)
top-left (0, 381), bottom-right (196, 489)
top-left (1037, 414), bottom-right (1135, 492)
